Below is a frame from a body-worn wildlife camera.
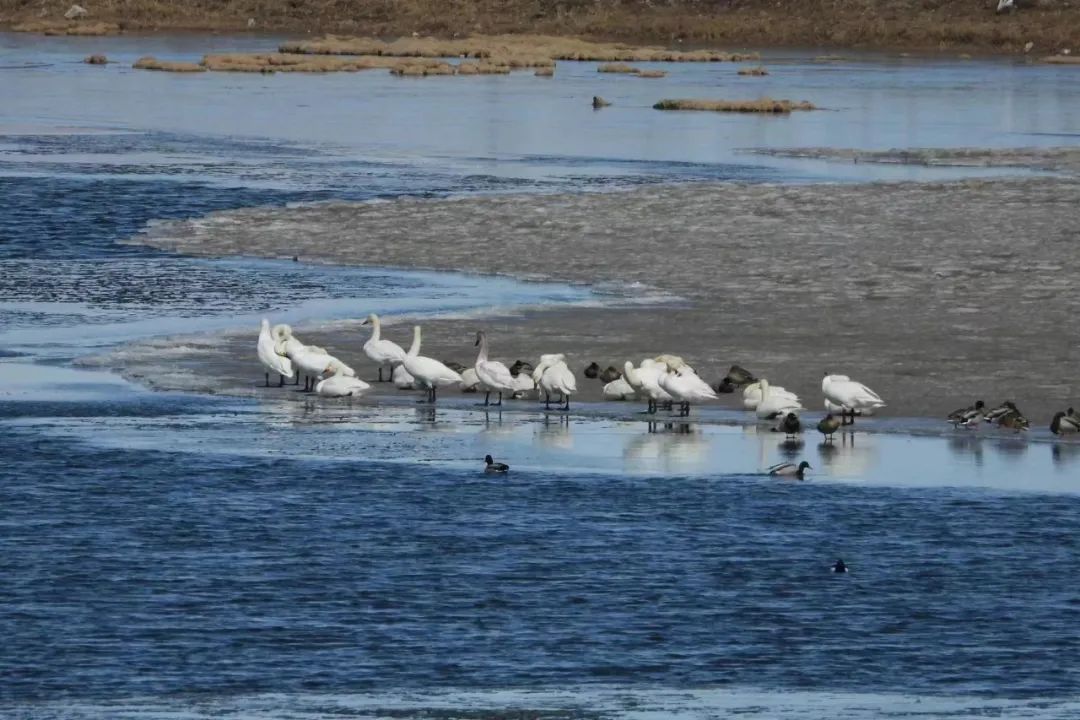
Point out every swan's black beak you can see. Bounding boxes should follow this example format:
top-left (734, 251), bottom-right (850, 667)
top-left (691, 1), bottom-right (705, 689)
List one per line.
top-left (361, 319), bottom-right (370, 326)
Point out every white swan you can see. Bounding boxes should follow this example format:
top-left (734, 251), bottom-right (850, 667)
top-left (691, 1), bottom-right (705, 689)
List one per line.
top-left (361, 313), bottom-right (407, 382)
top-left (460, 367), bottom-right (481, 392)
top-left (755, 378), bottom-right (804, 420)
top-left (536, 355), bottom-right (576, 410)
top-left (654, 354), bottom-right (687, 371)
top-left (258, 318), bottom-right (294, 386)
top-left (315, 371), bottom-right (371, 397)
top-left (743, 380), bottom-right (799, 411)
top-left (822, 372), bottom-right (885, 426)
top-left (401, 325), bottom-right (462, 403)
top-left (623, 359), bottom-right (672, 414)
top-left (289, 344), bottom-right (347, 391)
top-left (658, 365), bottom-right (718, 417)
top-left (474, 330), bottom-right (516, 406)
top-left (390, 320), bottom-right (423, 389)
top-left (602, 376), bottom-right (637, 400)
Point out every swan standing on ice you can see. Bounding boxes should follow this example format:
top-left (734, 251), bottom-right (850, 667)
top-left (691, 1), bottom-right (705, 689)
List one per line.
top-left (602, 376), bottom-right (637, 400)
top-left (623, 359), bottom-right (672, 414)
top-left (290, 342), bottom-right (353, 392)
top-left (401, 325), bottom-right (462, 403)
top-left (258, 318), bottom-right (294, 387)
top-left (474, 330), bottom-right (516, 407)
top-left (533, 354), bottom-right (576, 411)
top-left (755, 378), bottom-right (804, 420)
top-left (743, 380), bottom-right (800, 411)
top-left (390, 321), bottom-right (423, 389)
top-left (315, 371), bottom-right (371, 397)
top-left (821, 373), bottom-right (885, 426)
top-left (272, 323), bottom-right (304, 385)
top-left (361, 314), bottom-right (407, 382)
top-left (658, 364), bottom-right (718, 417)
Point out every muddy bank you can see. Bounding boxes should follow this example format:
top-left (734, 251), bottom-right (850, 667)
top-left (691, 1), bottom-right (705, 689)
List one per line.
top-left (3, 1), bottom-right (1079, 54)
top-left (124, 177), bottom-right (1080, 421)
top-left (752, 147), bottom-right (1080, 174)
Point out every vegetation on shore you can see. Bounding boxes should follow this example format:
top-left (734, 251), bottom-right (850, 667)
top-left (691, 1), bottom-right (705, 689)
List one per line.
top-left (4, 1), bottom-right (1077, 53)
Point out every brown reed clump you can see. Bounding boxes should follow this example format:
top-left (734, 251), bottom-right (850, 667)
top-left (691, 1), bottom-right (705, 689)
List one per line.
top-left (133, 56), bottom-right (205, 72)
top-left (13, 20), bottom-right (120, 36)
top-left (738, 66), bottom-right (769, 76)
top-left (389, 61), bottom-right (456, 76)
top-left (598, 62), bottom-right (641, 73)
top-left (636, 69), bottom-right (667, 78)
top-left (280, 34), bottom-right (756, 64)
top-left (200, 53), bottom-right (402, 72)
top-left (85, 54), bottom-right (108, 65)
top-left (652, 98), bottom-right (816, 113)
top-left (1042, 55), bottom-right (1080, 64)
top-left (456, 61), bottom-right (511, 74)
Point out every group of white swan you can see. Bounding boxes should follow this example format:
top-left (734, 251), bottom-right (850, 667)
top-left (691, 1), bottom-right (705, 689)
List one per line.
top-left (257, 316), bottom-right (893, 432)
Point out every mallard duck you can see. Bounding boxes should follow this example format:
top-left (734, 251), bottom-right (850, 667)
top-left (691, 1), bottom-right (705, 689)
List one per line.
top-left (484, 454), bottom-right (509, 473)
top-left (817, 413), bottom-right (841, 442)
top-left (773, 411), bottom-right (802, 439)
top-left (583, 362), bottom-right (600, 379)
top-left (767, 460), bottom-right (811, 479)
top-left (598, 366), bottom-right (622, 383)
top-left (1050, 411), bottom-right (1080, 436)
top-left (997, 409), bottom-right (1029, 432)
top-left (948, 400), bottom-right (985, 428)
top-left (984, 401), bottom-right (1019, 424)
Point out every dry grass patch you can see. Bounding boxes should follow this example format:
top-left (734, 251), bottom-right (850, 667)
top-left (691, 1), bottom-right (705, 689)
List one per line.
top-left (456, 61), bottom-right (511, 75)
top-left (281, 34), bottom-right (755, 63)
top-left (653, 98), bottom-right (816, 113)
top-left (200, 53), bottom-right (408, 73)
top-left (133, 56), bottom-right (205, 72)
top-left (738, 66), bottom-right (769, 76)
top-left (12, 19), bottom-right (119, 35)
top-left (1042, 55), bottom-right (1080, 64)
top-left (389, 61), bottom-right (456, 76)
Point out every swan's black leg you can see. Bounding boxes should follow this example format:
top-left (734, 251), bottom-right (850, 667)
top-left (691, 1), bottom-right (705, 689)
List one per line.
top-left (294, 372), bottom-right (300, 385)
top-left (494, 392), bottom-right (503, 407)
top-left (544, 392), bottom-right (551, 410)
top-left (484, 391), bottom-right (491, 406)
top-left (265, 372), bottom-right (270, 387)
top-left (431, 387), bottom-right (437, 404)
top-left (278, 374), bottom-right (285, 387)
top-left (379, 367), bottom-right (384, 382)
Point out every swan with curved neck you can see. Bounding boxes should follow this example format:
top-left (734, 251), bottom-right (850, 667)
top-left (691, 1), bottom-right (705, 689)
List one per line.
top-left (755, 378), bottom-right (803, 420)
top-left (658, 363), bottom-right (718, 417)
top-left (474, 330), bottom-right (515, 407)
top-left (258, 318), bottom-right (294, 387)
top-left (392, 326), bottom-right (423, 388)
top-left (822, 372), bottom-right (885, 426)
top-left (362, 313), bottom-right (407, 382)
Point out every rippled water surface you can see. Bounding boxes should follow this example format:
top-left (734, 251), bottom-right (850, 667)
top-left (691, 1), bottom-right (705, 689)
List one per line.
top-left (3, 31), bottom-right (1080, 719)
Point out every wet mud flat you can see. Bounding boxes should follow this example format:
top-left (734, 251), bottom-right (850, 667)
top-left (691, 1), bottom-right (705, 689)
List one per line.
top-left (125, 176), bottom-right (1080, 422)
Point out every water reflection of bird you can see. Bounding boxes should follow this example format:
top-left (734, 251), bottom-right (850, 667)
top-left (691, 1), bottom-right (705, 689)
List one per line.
top-left (1052, 442), bottom-right (1080, 467)
top-left (624, 423), bottom-right (707, 472)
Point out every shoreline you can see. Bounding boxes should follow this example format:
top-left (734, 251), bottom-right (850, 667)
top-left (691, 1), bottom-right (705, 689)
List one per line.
top-left (123, 176), bottom-right (1080, 423)
top-left (2, 1), bottom-right (1078, 56)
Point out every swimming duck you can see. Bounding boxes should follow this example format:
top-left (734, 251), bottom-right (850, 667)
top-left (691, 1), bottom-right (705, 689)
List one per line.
top-left (832, 559), bottom-right (848, 574)
top-left (598, 366), bottom-right (622, 383)
top-left (948, 400), bottom-right (985, 428)
top-left (997, 409), bottom-right (1029, 432)
top-left (821, 372), bottom-right (885, 425)
top-left (984, 401), bottom-right (1019, 424)
top-left (767, 460), bottom-right (811, 479)
top-left (817, 413), bottom-right (841, 442)
top-left (583, 362), bottom-right (600, 379)
top-left (1050, 410), bottom-right (1080, 436)
top-left (484, 454), bottom-right (509, 473)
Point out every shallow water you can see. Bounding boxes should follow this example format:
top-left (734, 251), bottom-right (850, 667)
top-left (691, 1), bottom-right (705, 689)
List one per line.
top-left (4, 30), bottom-right (1080, 719)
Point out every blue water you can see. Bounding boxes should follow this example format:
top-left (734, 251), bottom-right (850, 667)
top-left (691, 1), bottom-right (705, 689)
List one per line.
top-left (2, 31), bottom-right (1080, 718)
